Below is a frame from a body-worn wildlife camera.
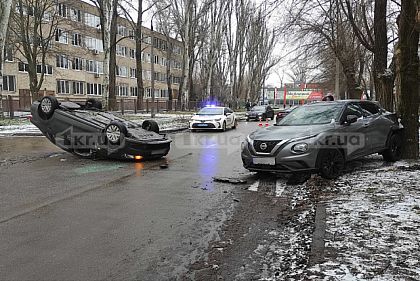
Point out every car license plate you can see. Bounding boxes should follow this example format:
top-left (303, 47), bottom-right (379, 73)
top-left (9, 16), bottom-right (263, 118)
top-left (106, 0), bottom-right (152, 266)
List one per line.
top-left (253, 157), bottom-right (275, 165)
top-left (197, 123), bottom-right (208, 127)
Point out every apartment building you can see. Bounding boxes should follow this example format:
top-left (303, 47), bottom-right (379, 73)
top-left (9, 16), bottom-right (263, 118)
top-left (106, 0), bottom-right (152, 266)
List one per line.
top-left (2, 0), bottom-right (183, 111)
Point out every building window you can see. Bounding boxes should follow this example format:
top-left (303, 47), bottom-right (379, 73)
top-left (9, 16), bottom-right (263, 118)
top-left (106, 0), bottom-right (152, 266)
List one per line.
top-left (129, 49), bottom-right (135, 59)
top-left (85, 60), bottom-right (103, 74)
top-left (2, 76), bottom-right (16, 92)
top-left (57, 3), bottom-right (67, 17)
top-left (142, 70), bottom-right (151, 81)
top-left (72, 57), bottom-right (83, 70)
top-left (160, 89), bottom-right (168, 98)
top-left (18, 62), bottom-right (29, 72)
top-left (116, 84), bottom-right (128, 96)
top-left (145, 88), bottom-right (152, 98)
top-left (69, 8), bottom-right (82, 22)
top-left (160, 57), bottom-right (166, 66)
top-left (4, 46), bottom-right (13, 62)
top-left (128, 29), bottom-right (135, 39)
top-left (72, 33), bottom-right (82, 46)
top-left (84, 13), bottom-right (100, 28)
top-left (87, 83), bottom-right (102, 96)
top-left (36, 64), bottom-right (53, 75)
top-left (85, 36), bottom-right (103, 52)
top-left (55, 29), bottom-right (68, 44)
top-left (154, 55), bottom-right (159, 64)
top-left (116, 66), bottom-right (128, 77)
top-left (116, 45), bottom-right (127, 57)
top-left (57, 80), bottom-right (70, 94)
top-left (117, 25), bottom-right (127, 37)
top-left (130, 86), bottom-right (138, 96)
top-left (130, 68), bottom-right (137, 78)
top-left (56, 54), bottom-right (69, 69)
top-left (72, 81), bottom-right (84, 95)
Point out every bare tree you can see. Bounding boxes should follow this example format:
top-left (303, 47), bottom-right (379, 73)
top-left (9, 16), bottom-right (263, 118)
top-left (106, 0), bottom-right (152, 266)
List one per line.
top-left (8, 0), bottom-right (62, 100)
top-left (342, 0), bottom-right (395, 110)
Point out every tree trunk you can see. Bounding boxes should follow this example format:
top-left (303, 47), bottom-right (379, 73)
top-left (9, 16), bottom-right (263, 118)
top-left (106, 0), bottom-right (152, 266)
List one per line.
top-left (108, 6), bottom-right (118, 111)
top-left (0, 0), bottom-right (13, 117)
top-left (101, 0), bottom-right (115, 111)
top-left (398, 0), bottom-right (419, 159)
top-left (374, 0), bottom-right (394, 111)
top-left (136, 0), bottom-right (144, 111)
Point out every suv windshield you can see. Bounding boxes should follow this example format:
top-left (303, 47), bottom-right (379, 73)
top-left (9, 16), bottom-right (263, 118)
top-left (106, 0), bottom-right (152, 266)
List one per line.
top-left (251, 106), bottom-right (265, 112)
top-left (278, 103), bottom-right (343, 126)
top-left (197, 107), bottom-right (224, 115)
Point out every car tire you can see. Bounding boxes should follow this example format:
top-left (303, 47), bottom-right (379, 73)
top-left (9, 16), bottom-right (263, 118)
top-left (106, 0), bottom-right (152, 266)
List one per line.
top-left (232, 119), bottom-right (238, 129)
top-left (105, 121), bottom-right (127, 145)
top-left (221, 121), bottom-right (226, 132)
top-left (86, 98), bottom-right (102, 110)
top-left (246, 118), bottom-right (250, 122)
top-left (316, 149), bottom-right (345, 179)
top-left (39, 96), bottom-right (59, 119)
top-left (382, 134), bottom-right (402, 162)
top-left (142, 120), bottom-right (160, 134)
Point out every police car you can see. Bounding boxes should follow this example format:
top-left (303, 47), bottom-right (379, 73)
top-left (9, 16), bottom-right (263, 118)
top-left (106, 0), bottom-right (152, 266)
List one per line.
top-left (189, 106), bottom-right (238, 132)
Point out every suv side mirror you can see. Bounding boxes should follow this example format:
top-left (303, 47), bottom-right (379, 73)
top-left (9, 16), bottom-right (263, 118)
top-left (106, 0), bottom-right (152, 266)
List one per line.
top-left (346, 114), bottom-right (358, 124)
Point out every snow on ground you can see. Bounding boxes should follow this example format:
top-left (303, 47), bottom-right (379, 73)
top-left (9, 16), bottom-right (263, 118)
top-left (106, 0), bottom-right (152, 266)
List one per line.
top-left (251, 156), bottom-right (420, 281)
top-left (306, 161), bottom-right (420, 281)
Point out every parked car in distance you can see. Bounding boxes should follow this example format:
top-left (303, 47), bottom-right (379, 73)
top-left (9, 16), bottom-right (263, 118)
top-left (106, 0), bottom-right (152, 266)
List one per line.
top-left (275, 105), bottom-right (299, 124)
top-left (30, 96), bottom-right (171, 160)
top-left (242, 100), bottom-right (403, 179)
top-left (189, 106), bottom-right (237, 132)
top-left (246, 105), bottom-right (275, 121)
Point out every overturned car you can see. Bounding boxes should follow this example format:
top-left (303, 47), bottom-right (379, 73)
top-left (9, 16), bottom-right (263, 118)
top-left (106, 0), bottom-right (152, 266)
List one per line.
top-left (30, 96), bottom-right (171, 160)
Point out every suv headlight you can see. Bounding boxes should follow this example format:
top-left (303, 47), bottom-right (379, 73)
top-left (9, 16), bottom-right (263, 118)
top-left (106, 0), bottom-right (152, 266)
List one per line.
top-left (292, 143), bottom-right (309, 153)
top-left (214, 118), bottom-right (221, 121)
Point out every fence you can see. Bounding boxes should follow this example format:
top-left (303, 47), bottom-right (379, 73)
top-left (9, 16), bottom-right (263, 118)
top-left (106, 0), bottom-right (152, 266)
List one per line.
top-left (0, 94), bottom-right (228, 119)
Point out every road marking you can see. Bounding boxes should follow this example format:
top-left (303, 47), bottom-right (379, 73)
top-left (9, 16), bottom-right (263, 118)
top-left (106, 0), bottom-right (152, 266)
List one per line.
top-left (275, 179), bottom-right (286, 197)
top-left (247, 179), bottom-right (286, 197)
top-left (248, 180), bottom-right (259, 191)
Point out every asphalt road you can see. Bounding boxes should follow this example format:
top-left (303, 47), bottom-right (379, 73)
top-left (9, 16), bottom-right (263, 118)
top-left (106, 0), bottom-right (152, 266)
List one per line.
top-left (0, 121), bottom-right (270, 280)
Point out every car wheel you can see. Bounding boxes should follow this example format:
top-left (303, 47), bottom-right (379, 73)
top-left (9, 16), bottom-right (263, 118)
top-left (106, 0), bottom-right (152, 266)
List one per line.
top-left (382, 134), bottom-right (402, 162)
top-left (222, 121), bottom-right (226, 132)
top-left (142, 120), bottom-right (160, 134)
top-left (316, 149), bottom-right (345, 179)
top-left (105, 121), bottom-right (127, 145)
top-left (232, 119), bottom-right (238, 129)
top-left (262, 114), bottom-right (267, 121)
top-left (246, 118), bottom-right (250, 122)
top-left (86, 98), bottom-right (102, 110)
top-left (39, 96), bottom-right (59, 119)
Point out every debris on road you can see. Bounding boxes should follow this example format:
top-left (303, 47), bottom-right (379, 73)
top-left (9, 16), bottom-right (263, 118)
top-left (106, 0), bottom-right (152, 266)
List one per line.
top-left (213, 177), bottom-right (247, 184)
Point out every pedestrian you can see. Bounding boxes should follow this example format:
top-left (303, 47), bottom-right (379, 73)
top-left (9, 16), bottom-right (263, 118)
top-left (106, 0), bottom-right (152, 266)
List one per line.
top-left (322, 93), bottom-right (334, 101)
top-left (245, 100), bottom-right (251, 111)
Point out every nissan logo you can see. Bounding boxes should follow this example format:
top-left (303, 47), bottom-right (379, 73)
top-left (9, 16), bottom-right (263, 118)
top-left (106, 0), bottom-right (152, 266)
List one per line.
top-left (260, 143), bottom-right (268, 150)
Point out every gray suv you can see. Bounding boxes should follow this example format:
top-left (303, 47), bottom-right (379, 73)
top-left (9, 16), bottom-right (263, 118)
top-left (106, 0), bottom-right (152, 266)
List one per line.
top-left (241, 100), bottom-right (403, 179)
